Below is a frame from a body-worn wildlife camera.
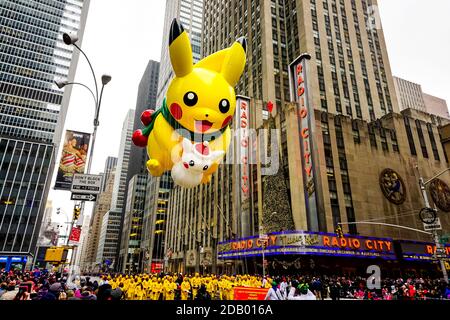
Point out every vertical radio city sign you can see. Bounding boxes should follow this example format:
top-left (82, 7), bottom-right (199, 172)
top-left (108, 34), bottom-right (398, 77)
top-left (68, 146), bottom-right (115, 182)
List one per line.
top-left (289, 54), bottom-right (326, 232)
top-left (235, 95), bottom-right (251, 201)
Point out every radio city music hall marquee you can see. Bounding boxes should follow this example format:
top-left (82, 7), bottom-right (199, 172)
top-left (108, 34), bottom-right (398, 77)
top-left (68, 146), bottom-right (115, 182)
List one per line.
top-left (217, 231), bottom-right (396, 260)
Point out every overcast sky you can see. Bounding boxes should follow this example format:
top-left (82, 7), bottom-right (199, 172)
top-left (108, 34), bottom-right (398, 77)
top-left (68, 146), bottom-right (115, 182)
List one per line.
top-left (48, 0), bottom-right (450, 225)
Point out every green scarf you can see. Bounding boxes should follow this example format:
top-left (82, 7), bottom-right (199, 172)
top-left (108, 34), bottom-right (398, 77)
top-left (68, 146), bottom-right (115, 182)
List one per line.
top-left (142, 98), bottom-right (229, 143)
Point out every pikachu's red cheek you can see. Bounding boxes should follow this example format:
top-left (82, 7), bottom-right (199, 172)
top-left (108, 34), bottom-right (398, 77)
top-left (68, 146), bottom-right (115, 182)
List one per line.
top-left (170, 103), bottom-right (183, 120)
top-left (222, 116), bottom-right (232, 128)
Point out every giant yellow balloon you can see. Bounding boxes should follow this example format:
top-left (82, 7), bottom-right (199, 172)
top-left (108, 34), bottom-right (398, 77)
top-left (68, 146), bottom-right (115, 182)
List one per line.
top-left (132, 18), bottom-right (247, 187)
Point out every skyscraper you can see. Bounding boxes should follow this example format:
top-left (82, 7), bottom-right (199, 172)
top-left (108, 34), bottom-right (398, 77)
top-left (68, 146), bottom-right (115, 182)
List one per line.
top-left (118, 174), bottom-right (147, 273)
top-left (110, 109), bottom-right (134, 269)
top-left (0, 0), bottom-right (90, 269)
top-left (423, 93), bottom-right (450, 119)
top-left (111, 110), bottom-right (135, 212)
top-left (95, 208), bottom-right (121, 271)
top-left (141, 173), bottom-right (172, 273)
top-left (156, 0), bottom-right (204, 108)
top-left (76, 155), bottom-right (117, 267)
top-left (101, 156), bottom-right (118, 192)
top-left (80, 170), bottom-right (115, 272)
top-left (128, 60), bottom-right (159, 182)
top-left (393, 77), bottom-right (427, 113)
top-left (393, 76), bottom-right (449, 119)
top-left (122, 59), bottom-right (161, 273)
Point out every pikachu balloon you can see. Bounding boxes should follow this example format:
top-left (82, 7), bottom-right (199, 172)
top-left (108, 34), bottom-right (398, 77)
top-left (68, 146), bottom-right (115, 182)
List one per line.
top-left (132, 18), bottom-right (247, 187)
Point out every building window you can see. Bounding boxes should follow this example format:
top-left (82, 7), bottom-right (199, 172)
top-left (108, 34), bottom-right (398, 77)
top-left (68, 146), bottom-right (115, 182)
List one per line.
top-left (368, 124), bottom-right (377, 149)
top-left (380, 128), bottom-right (389, 152)
top-left (352, 120), bottom-right (360, 144)
top-left (404, 117), bottom-right (417, 156)
top-left (427, 123), bottom-right (440, 161)
top-left (390, 130), bottom-right (399, 153)
top-left (415, 120), bottom-right (428, 158)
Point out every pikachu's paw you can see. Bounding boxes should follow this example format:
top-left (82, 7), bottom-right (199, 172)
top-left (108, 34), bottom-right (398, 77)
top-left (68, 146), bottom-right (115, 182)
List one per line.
top-left (147, 159), bottom-right (163, 177)
top-left (201, 174), bottom-right (212, 184)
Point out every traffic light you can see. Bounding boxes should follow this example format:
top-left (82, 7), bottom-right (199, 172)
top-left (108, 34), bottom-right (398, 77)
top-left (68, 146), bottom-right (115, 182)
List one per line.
top-left (73, 205), bottom-right (81, 221)
top-left (335, 225), bottom-right (344, 238)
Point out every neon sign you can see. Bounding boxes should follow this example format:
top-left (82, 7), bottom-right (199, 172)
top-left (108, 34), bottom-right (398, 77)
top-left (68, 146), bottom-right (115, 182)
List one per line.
top-left (289, 54), bottom-right (325, 231)
top-left (235, 96), bottom-right (251, 201)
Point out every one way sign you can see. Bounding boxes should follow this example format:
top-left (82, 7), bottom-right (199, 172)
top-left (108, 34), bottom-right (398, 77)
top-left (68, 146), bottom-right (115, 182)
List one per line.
top-left (71, 193), bottom-right (97, 202)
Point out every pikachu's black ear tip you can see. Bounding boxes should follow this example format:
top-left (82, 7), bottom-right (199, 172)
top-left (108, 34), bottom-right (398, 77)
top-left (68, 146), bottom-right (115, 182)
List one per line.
top-left (236, 37), bottom-right (247, 54)
top-left (169, 18), bottom-right (185, 46)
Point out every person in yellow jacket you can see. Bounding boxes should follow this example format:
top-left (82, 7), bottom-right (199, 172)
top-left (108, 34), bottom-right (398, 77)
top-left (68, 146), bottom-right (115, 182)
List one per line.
top-left (162, 276), bottom-right (170, 300)
top-left (122, 277), bottom-right (130, 295)
top-left (164, 277), bottom-right (177, 300)
top-left (229, 276), bottom-right (237, 300)
top-left (142, 277), bottom-right (151, 299)
top-left (126, 279), bottom-right (136, 300)
top-left (148, 278), bottom-right (157, 300)
top-left (211, 275), bottom-right (218, 296)
top-left (264, 277), bottom-right (273, 289)
top-left (135, 283), bottom-right (145, 300)
top-left (191, 273), bottom-right (201, 298)
top-left (241, 275), bottom-right (251, 287)
top-left (152, 278), bottom-right (163, 300)
top-left (252, 276), bottom-right (262, 288)
top-left (205, 278), bottom-right (215, 299)
top-left (222, 277), bottom-right (231, 300)
top-left (180, 277), bottom-right (191, 300)
top-left (220, 276), bottom-right (229, 300)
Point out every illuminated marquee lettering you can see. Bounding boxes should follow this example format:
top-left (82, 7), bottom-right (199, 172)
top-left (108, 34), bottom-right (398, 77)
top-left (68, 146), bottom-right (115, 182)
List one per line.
top-left (220, 232), bottom-right (396, 258)
top-left (426, 245), bottom-right (450, 255)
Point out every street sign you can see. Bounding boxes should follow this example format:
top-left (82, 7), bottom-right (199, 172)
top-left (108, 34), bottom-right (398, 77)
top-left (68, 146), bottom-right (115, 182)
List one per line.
top-left (423, 218), bottom-right (442, 231)
top-left (435, 247), bottom-right (447, 259)
top-left (70, 174), bottom-right (102, 194)
top-left (70, 193), bottom-right (97, 202)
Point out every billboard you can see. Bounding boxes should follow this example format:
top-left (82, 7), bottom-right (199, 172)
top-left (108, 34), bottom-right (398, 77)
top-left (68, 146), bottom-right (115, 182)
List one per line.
top-left (54, 130), bottom-right (91, 190)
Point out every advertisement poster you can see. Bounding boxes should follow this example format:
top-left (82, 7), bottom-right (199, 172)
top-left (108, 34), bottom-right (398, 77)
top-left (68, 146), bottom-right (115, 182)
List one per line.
top-left (54, 130), bottom-right (91, 190)
top-left (69, 226), bottom-right (82, 242)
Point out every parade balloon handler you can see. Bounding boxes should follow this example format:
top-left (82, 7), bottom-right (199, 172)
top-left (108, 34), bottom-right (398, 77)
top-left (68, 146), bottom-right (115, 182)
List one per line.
top-left (132, 18), bottom-right (247, 188)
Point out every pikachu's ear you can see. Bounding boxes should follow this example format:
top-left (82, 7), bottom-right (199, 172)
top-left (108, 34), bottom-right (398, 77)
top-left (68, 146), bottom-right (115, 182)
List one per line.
top-left (169, 19), bottom-right (193, 77)
top-left (221, 37), bottom-right (247, 87)
top-left (182, 138), bottom-right (193, 152)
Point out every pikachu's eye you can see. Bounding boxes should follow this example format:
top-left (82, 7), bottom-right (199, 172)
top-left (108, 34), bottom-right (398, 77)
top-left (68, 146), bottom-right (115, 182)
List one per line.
top-left (183, 92), bottom-right (198, 107)
top-left (203, 165), bottom-right (209, 171)
top-left (219, 99), bottom-right (230, 113)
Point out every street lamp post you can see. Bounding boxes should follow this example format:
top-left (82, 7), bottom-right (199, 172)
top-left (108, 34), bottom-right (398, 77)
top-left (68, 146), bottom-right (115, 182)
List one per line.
top-left (417, 167), bottom-right (449, 283)
top-left (259, 212), bottom-right (276, 278)
top-left (55, 33), bottom-right (111, 272)
top-left (216, 204), bottom-right (237, 273)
